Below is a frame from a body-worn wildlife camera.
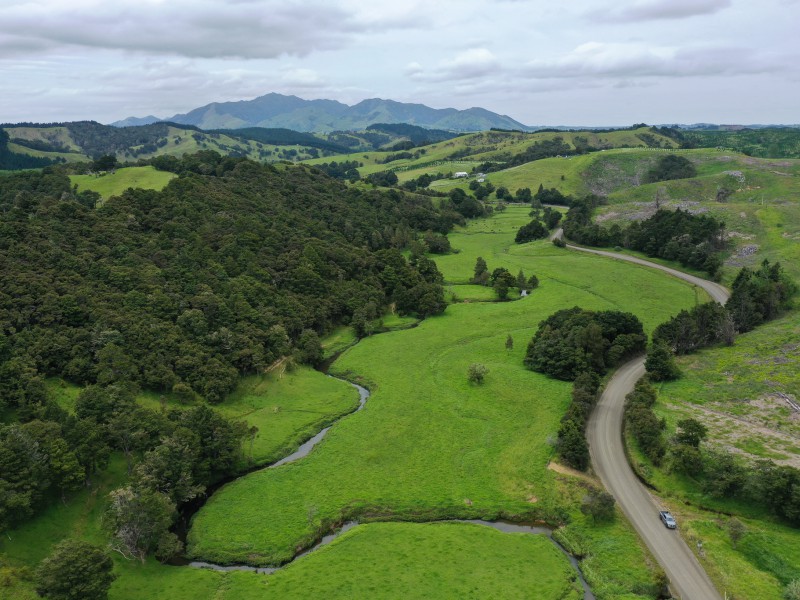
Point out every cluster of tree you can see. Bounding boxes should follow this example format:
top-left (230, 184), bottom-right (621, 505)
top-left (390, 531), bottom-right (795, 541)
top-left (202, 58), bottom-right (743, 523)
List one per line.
top-left (539, 206), bottom-right (563, 229)
top-left (524, 307), bottom-right (647, 381)
top-left (561, 195), bottom-right (619, 247)
top-left (0, 374), bottom-right (248, 547)
top-left (625, 209), bottom-right (726, 275)
top-left (647, 260), bottom-right (794, 380)
top-left (401, 172), bottom-right (443, 192)
top-left (624, 378), bottom-right (666, 464)
top-left (514, 219), bottom-right (549, 243)
top-left (726, 260), bottom-right (796, 333)
top-left (643, 154), bottom-right (697, 183)
top-left (366, 170), bottom-right (399, 187)
top-left (421, 230), bottom-right (451, 254)
top-left (563, 199), bottom-right (725, 276)
top-left (102, 398), bottom-right (247, 562)
top-left (468, 178), bottom-right (496, 200)
top-left (556, 371), bottom-right (601, 470)
top-left (470, 257), bottom-right (538, 300)
top-left (304, 159), bottom-right (361, 181)
top-left (0, 129), bottom-right (61, 169)
top-left (651, 302), bottom-right (733, 356)
top-left (0, 416), bottom-right (85, 532)
top-left (515, 206), bottom-right (563, 244)
top-left (446, 188), bottom-right (487, 219)
top-left (0, 154), bottom-right (452, 417)
top-left (534, 185), bottom-right (571, 207)
top-left (493, 186), bottom-right (534, 203)
top-left (35, 538), bottom-right (115, 600)
top-left (494, 186), bottom-right (512, 201)
top-left (697, 451), bottom-right (800, 526)
top-left (379, 151), bottom-right (413, 164)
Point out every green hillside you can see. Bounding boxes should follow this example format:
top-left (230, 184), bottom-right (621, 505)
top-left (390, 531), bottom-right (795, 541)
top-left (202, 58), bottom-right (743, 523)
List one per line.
top-left (70, 166), bottom-right (177, 199)
top-left (303, 127), bottom-right (678, 185)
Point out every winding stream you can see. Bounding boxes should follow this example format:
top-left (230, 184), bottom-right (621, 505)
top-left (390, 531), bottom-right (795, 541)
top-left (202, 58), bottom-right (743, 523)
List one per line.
top-left (182, 374), bottom-right (594, 598)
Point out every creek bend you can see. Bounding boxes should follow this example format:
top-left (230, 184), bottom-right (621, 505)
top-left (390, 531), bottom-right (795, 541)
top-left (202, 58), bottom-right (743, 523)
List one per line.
top-left (177, 369), bottom-right (593, 599)
top-left (188, 518), bottom-right (594, 600)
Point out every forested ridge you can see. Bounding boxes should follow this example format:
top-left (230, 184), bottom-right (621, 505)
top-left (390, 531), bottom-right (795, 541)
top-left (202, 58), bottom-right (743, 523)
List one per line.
top-left (0, 153), bottom-right (453, 407)
top-left (0, 152), bottom-right (457, 541)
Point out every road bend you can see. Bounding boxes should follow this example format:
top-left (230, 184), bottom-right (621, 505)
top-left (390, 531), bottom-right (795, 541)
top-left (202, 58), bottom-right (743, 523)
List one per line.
top-left (567, 236), bottom-right (730, 600)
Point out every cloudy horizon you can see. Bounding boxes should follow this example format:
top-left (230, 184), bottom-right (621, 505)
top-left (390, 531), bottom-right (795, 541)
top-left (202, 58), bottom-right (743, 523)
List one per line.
top-left (2, 0), bottom-right (799, 126)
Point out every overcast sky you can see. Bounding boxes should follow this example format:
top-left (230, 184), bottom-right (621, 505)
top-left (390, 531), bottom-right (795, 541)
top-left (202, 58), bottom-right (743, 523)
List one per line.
top-left (2, 0), bottom-right (799, 126)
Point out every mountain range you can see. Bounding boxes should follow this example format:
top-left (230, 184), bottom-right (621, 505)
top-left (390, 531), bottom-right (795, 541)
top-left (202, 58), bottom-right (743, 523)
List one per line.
top-left (112, 93), bottom-right (533, 132)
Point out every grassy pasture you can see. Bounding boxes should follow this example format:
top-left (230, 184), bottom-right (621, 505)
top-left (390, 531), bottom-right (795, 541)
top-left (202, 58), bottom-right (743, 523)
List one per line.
top-left (249, 521), bottom-right (583, 599)
top-left (4, 126), bottom-right (82, 151)
top-left (188, 207), bottom-right (701, 590)
top-left (70, 166), bottom-right (177, 200)
top-left (7, 141), bottom-right (88, 163)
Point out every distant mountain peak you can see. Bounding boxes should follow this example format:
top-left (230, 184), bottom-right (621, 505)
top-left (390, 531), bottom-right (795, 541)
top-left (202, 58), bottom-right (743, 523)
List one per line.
top-left (111, 93), bottom-right (532, 133)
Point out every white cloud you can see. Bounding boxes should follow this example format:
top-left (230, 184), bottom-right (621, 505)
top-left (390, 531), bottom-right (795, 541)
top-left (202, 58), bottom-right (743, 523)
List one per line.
top-left (408, 48), bottom-right (499, 82)
top-left (591, 0), bottom-right (732, 23)
top-left (0, 0), bottom-right (376, 59)
top-left (523, 42), bottom-right (789, 79)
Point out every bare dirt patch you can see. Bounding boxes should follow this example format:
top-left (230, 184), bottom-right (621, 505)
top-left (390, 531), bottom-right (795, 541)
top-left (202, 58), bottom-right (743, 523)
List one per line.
top-left (725, 244), bottom-right (759, 267)
top-left (547, 461), bottom-right (599, 484)
top-left (675, 399), bottom-right (800, 468)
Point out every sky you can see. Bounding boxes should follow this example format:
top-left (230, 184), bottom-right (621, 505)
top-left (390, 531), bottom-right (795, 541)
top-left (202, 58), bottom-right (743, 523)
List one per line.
top-left (1, 0), bottom-right (799, 126)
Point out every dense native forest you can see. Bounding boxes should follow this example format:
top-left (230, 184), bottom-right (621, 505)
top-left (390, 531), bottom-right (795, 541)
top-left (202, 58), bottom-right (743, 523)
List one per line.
top-left (0, 153), bottom-right (453, 406)
top-left (0, 152), bottom-right (458, 539)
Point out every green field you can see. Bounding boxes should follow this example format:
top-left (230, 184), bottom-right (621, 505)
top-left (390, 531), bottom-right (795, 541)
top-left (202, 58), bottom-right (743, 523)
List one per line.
top-left (246, 521), bottom-right (583, 599)
top-left (187, 207), bottom-right (700, 599)
top-left (70, 166), bottom-right (177, 199)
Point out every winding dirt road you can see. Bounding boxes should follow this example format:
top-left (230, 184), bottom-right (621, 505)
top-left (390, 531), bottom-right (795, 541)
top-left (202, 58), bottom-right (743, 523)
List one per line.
top-left (567, 237), bottom-right (729, 600)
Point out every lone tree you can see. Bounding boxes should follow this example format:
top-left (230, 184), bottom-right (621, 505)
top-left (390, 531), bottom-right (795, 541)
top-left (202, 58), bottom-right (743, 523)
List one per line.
top-left (35, 539), bottom-right (116, 600)
top-left (467, 363), bottom-right (489, 384)
top-left (505, 334), bottom-right (514, 350)
top-left (727, 517), bottom-right (746, 548)
top-left (471, 256), bottom-right (489, 286)
top-left (580, 489), bottom-right (616, 522)
top-left (674, 418), bottom-right (707, 448)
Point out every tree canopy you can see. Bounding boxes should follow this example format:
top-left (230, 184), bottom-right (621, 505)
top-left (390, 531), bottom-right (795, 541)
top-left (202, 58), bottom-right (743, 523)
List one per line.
top-left (0, 154), bottom-right (451, 407)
